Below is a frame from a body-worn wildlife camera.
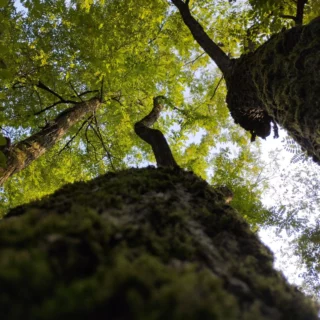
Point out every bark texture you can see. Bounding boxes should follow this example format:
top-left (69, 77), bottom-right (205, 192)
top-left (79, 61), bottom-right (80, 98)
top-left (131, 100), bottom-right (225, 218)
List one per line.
top-left (226, 18), bottom-right (320, 161)
top-left (1, 168), bottom-right (317, 319)
top-left (172, 0), bottom-right (320, 161)
top-left (0, 97), bottom-right (101, 185)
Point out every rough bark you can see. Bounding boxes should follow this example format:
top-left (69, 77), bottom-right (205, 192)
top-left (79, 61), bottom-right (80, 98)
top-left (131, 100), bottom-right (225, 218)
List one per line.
top-left (226, 18), bottom-right (320, 161)
top-left (1, 168), bottom-right (317, 319)
top-left (172, 1), bottom-right (320, 162)
top-left (134, 96), bottom-right (179, 168)
top-left (0, 97), bottom-right (101, 185)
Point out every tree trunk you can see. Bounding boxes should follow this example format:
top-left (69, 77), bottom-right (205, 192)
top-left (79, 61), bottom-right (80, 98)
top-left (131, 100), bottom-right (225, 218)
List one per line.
top-left (172, 0), bottom-right (320, 161)
top-left (1, 168), bottom-right (317, 319)
top-left (225, 18), bottom-right (320, 161)
top-left (0, 97), bottom-right (101, 185)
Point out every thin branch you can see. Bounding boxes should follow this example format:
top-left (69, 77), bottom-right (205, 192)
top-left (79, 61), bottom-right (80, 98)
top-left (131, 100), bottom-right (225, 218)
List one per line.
top-left (71, 90), bottom-right (100, 98)
top-left (90, 117), bottom-right (116, 171)
top-left (58, 115), bottom-right (93, 155)
top-left (69, 82), bottom-right (84, 102)
top-left (279, 14), bottom-right (297, 22)
top-left (100, 76), bottom-right (104, 102)
top-left (37, 81), bottom-right (66, 102)
top-left (183, 52), bottom-right (206, 66)
top-left (34, 100), bottom-right (74, 115)
top-left (210, 75), bottom-right (224, 100)
top-left (34, 81), bottom-right (78, 115)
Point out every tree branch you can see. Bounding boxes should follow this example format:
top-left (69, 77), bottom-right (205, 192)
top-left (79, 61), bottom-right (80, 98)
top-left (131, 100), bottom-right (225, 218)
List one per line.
top-left (34, 81), bottom-right (78, 115)
top-left (58, 115), bottom-right (93, 155)
top-left (134, 96), bottom-right (179, 168)
top-left (210, 75), bottom-right (224, 100)
top-left (295, 0), bottom-right (308, 25)
top-left (279, 14), bottom-right (297, 23)
top-left (171, 0), bottom-right (231, 75)
top-left (37, 81), bottom-right (66, 102)
top-left (89, 118), bottom-right (116, 171)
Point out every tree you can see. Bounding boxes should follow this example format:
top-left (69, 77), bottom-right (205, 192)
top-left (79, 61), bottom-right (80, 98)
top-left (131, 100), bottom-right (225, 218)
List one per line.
top-left (0, 0), bottom-right (264, 208)
top-left (171, 0), bottom-right (320, 162)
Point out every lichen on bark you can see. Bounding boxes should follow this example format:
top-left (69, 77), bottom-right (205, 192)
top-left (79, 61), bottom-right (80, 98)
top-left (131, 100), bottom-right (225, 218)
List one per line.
top-left (0, 168), bottom-right (317, 319)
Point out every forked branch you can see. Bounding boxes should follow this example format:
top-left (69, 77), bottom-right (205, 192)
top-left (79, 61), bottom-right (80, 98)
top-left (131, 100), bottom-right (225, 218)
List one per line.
top-left (134, 96), bottom-right (179, 168)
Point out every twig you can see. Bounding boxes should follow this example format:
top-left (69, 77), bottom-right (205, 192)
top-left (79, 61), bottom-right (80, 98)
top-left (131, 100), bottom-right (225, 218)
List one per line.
top-left (183, 52), bottom-right (206, 66)
top-left (37, 81), bottom-right (66, 102)
top-left (279, 14), bottom-right (297, 23)
top-left (34, 81), bottom-right (77, 115)
top-left (69, 82), bottom-right (84, 102)
top-left (34, 100), bottom-right (73, 115)
top-left (71, 90), bottom-right (100, 98)
top-left (90, 117), bottom-right (116, 171)
top-left (210, 75), bottom-right (224, 100)
top-left (58, 116), bottom-right (93, 155)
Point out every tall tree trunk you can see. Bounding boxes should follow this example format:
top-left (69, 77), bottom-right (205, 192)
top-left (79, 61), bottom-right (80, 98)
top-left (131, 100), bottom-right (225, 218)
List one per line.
top-left (172, 0), bottom-right (320, 162)
top-left (0, 97), bottom-right (101, 185)
top-left (226, 18), bottom-right (320, 161)
top-left (1, 168), bottom-right (317, 319)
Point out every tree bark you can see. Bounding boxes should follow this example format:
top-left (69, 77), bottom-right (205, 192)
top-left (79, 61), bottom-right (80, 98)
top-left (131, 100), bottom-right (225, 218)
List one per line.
top-left (1, 168), bottom-right (317, 319)
top-left (0, 97), bottom-right (101, 185)
top-left (225, 18), bottom-right (320, 161)
top-left (172, 1), bottom-right (320, 162)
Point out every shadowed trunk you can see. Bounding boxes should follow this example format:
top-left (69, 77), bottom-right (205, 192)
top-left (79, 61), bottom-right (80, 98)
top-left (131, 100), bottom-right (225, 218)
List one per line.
top-left (172, 0), bottom-right (320, 162)
top-left (0, 97), bottom-right (101, 185)
top-left (225, 18), bottom-right (320, 160)
top-left (1, 168), bottom-right (317, 319)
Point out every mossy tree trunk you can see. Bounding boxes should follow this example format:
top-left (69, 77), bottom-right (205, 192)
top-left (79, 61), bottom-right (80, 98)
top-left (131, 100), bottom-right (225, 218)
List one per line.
top-left (0, 168), bottom-right (317, 320)
top-left (226, 18), bottom-right (320, 160)
top-left (172, 0), bottom-right (320, 162)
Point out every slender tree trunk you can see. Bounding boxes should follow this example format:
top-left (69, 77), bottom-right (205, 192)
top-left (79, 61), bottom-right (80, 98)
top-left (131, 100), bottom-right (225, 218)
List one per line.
top-left (1, 168), bottom-right (317, 319)
top-left (0, 97), bottom-right (101, 185)
top-left (134, 96), bottom-right (179, 168)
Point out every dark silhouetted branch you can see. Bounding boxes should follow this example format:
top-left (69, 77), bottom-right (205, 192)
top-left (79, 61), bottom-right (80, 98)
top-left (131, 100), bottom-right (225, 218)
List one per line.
top-left (134, 96), bottom-right (179, 168)
top-left (171, 0), bottom-right (231, 75)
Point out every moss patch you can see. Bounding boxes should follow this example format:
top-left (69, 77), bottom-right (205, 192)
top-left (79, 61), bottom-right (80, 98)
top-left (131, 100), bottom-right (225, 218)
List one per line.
top-left (0, 167), bottom-right (318, 319)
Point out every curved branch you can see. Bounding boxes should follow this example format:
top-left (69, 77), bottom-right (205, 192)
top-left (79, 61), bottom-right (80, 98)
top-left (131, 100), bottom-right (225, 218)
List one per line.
top-left (171, 0), bottom-right (231, 75)
top-left (134, 96), bottom-right (179, 168)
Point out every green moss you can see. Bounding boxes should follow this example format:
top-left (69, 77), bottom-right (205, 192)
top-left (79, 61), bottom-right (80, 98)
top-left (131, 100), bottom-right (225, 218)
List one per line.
top-left (226, 19), bottom-right (320, 162)
top-left (0, 168), bottom-right (317, 319)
